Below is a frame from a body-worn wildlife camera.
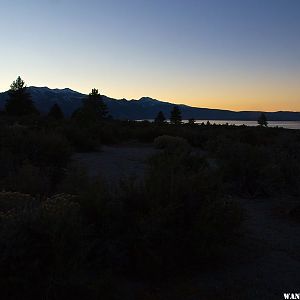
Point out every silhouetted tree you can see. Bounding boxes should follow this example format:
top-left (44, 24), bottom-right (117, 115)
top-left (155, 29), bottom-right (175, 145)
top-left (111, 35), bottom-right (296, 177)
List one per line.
top-left (188, 118), bottom-right (195, 125)
top-left (154, 111), bottom-right (166, 124)
top-left (85, 88), bottom-right (108, 118)
top-left (170, 106), bottom-right (182, 125)
top-left (5, 76), bottom-right (38, 116)
top-left (258, 112), bottom-right (268, 127)
top-left (48, 103), bottom-right (64, 120)
top-left (72, 88), bottom-right (108, 125)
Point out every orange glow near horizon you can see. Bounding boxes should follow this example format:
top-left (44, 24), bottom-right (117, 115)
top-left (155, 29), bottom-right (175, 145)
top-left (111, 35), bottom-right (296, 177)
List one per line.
top-left (1, 65), bottom-right (299, 112)
top-left (1, 0), bottom-right (299, 113)
top-left (1, 80), bottom-right (300, 112)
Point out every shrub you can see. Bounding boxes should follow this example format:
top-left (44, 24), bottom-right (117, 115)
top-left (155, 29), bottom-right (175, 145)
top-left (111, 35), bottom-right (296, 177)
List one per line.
top-left (0, 193), bottom-right (89, 299)
top-left (3, 162), bottom-right (51, 196)
top-left (0, 127), bottom-right (71, 167)
top-left (0, 127), bottom-right (72, 193)
top-left (154, 135), bottom-right (191, 155)
top-left (63, 123), bottom-right (101, 152)
top-left (57, 150), bottom-right (242, 278)
top-left (0, 191), bottom-right (34, 213)
top-left (114, 151), bottom-right (242, 277)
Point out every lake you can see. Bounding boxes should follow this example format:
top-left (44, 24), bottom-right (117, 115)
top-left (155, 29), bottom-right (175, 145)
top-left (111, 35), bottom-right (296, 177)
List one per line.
top-left (190, 120), bottom-right (300, 130)
top-left (140, 120), bottom-right (300, 129)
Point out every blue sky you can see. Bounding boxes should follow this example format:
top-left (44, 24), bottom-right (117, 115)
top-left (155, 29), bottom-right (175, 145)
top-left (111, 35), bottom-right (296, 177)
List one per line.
top-left (0, 0), bottom-right (299, 110)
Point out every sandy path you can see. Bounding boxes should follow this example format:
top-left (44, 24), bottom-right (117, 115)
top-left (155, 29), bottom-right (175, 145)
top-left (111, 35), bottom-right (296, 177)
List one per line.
top-left (233, 198), bottom-right (300, 298)
top-left (72, 144), bottom-right (160, 182)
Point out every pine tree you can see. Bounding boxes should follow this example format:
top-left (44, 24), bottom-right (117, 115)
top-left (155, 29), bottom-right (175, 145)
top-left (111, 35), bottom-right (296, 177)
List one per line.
top-left (5, 76), bottom-right (38, 116)
top-left (257, 112), bottom-right (268, 127)
top-left (72, 89), bottom-right (108, 125)
top-left (170, 106), bottom-right (182, 125)
top-left (85, 89), bottom-right (108, 119)
top-left (188, 118), bottom-right (195, 125)
top-left (48, 103), bottom-right (64, 120)
top-left (154, 111), bottom-right (166, 124)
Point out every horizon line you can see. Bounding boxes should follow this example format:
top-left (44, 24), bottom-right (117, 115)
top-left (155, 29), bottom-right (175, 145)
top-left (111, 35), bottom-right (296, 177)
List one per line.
top-left (0, 85), bottom-right (299, 114)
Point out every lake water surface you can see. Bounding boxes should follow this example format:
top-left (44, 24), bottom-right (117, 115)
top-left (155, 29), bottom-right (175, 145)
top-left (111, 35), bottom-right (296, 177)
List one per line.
top-left (190, 120), bottom-right (300, 130)
top-left (140, 120), bottom-right (300, 130)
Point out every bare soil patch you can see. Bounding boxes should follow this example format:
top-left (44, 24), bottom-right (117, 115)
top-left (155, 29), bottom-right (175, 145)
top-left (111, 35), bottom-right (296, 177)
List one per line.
top-left (72, 144), bottom-right (160, 182)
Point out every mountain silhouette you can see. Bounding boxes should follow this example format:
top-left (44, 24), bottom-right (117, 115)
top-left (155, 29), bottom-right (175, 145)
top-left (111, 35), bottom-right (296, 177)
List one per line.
top-left (0, 86), bottom-right (300, 121)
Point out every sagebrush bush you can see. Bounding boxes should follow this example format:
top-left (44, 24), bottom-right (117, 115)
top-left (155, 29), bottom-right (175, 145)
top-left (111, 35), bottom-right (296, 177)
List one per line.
top-left (0, 191), bottom-right (34, 212)
top-left (0, 193), bottom-right (90, 299)
top-left (3, 162), bottom-right (51, 195)
top-left (56, 149), bottom-right (243, 278)
top-left (218, 142), bottom-right (270, 197)
top-left (0, 126), bottom-right (72, 194)
top-left (118, 151), bottom-right (242, 276)
top-left (0, 127), bottom-right (71, 167)
top-left (63, 123), bottom-right (101, 152)
top-left (208, 135), bottom-right (300, 197)
top-left (154, 135), bottom-right (191, 155)
top-left (66, 149), bottom-right (241, 277)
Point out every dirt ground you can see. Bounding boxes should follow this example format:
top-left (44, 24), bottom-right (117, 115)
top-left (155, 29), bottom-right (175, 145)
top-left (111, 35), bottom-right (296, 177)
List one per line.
top-left (176, 197), bottom-right (300, 300)
top-left (72, 145), bottom-right (300, 299)
top-left (72, 144), bottom-right (160, 182)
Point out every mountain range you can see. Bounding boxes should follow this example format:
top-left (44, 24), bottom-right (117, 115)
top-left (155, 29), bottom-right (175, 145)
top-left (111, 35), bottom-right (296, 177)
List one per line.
top-left (0, 86), bottom-right (300, 121)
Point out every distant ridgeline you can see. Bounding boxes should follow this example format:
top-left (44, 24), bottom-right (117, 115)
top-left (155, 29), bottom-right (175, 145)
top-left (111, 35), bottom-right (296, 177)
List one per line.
top-left (0, 86), bottom-right (300, 121)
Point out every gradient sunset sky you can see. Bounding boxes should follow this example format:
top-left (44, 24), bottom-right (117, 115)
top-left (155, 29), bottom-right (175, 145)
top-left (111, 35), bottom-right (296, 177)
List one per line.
top-left (1, 0), bottom-right (299, 111)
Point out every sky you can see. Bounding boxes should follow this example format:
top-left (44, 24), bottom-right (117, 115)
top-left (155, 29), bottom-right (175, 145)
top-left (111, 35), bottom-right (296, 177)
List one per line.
top-left (0, 0), bottom-right (299, 111)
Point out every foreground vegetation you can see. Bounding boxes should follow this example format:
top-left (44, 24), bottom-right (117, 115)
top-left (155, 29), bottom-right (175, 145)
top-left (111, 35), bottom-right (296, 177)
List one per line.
top-left (1, 78), bottom-right (300, 299)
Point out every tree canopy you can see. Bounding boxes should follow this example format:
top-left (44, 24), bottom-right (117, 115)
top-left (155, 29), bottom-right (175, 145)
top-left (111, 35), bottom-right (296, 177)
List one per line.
top-left (188, 118), bottom-right (195, 125)
top-left (154, 111), bottom-right (166, 124)
top-left (170, 105), bottom-right (182, 125)
top-left (257, 112), bottom-right (268, 127)
top-left (48, 103), bottom-right (64, 120)
top-left (5, 76), bottom-right (38, 116)
top-left (72, 88), bottom-right (108, 125)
